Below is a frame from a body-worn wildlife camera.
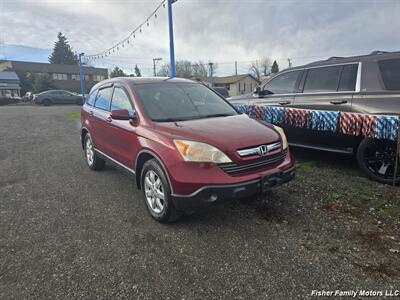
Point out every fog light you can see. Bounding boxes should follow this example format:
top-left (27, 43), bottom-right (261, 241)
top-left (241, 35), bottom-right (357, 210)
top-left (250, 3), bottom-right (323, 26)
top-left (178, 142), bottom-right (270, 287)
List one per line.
top-left (205, 193), bottom-right (218, 203)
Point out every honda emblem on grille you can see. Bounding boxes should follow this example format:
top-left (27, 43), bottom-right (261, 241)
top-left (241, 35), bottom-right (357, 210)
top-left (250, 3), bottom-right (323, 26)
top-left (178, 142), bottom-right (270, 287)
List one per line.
top-left (258, 145), bottom-right (268, 156)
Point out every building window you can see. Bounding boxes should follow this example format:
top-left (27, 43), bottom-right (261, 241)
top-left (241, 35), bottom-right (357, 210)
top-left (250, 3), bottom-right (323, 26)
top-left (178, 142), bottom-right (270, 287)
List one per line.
top-left (84, 75), bottom-right (91, 81)
top-left (92, 75), bottom-right (105, 82)
top-left (52, 73), bottom-right (68, 80)
top-left (72, 74), bottom-right (80, 80)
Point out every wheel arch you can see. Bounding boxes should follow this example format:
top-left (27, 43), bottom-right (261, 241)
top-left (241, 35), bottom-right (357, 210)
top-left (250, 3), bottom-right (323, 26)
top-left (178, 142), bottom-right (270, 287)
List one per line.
top-left (135, 149), bottom-right (173, 192)
top-left (80, 127), bottom-right (89, 150)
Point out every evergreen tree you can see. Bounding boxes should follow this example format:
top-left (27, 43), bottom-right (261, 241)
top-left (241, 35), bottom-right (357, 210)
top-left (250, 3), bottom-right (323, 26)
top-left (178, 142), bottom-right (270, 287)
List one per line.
top-left (134, 65), bottom-right (141, 77)
top-left (271, 60), bottom-right (279, 74)
top-left (110, 66), bottom-right (127, 78)
top-left (48, 32), bottom-right (78, 65)
top-left (32, 74), bottom-right (57, 93)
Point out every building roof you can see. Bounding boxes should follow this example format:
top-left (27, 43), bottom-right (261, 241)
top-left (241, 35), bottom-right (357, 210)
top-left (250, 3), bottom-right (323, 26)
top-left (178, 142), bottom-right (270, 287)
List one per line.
top-left (0, 71), bottom-right (20, 81)
top-left (0, 60), bottom-right (108, 75)
top-left (195, 74), bottom-right (258, 84)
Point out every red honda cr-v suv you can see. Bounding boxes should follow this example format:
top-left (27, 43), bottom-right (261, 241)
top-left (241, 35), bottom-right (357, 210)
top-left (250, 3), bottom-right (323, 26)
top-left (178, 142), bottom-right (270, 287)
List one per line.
top-left (80, 77), bottom-right (295, 222)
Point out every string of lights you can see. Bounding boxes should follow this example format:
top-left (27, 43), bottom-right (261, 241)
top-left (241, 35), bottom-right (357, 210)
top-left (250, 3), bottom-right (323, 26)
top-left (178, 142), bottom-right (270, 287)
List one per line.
top-left (85, 0), bottom-right (166, 61)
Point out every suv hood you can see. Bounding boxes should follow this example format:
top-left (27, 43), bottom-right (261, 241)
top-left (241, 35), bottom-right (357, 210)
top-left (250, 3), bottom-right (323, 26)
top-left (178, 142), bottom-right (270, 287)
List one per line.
top-left (153, 114), bottom-right (280, 152)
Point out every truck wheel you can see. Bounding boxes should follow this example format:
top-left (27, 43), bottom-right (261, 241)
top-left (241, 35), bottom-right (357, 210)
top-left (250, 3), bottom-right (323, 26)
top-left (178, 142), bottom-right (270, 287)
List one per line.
top-left (141, 159), bottom-right (182, 223)
top-left (356, 138), bottom-right (399, 184)
top-left (42, 99), bottom-right (51, 106)
top-left (84, 135), bottom-right (105, 171)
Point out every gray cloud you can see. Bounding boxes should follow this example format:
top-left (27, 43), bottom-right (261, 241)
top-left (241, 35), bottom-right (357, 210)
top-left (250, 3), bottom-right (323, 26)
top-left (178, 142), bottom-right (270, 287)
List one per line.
top-left (1, 0), bottom-right (399, 75)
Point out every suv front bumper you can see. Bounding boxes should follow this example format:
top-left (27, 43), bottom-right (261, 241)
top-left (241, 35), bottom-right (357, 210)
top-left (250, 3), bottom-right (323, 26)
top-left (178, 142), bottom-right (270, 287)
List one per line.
top-left (171, 166), bottom-right (295, 213)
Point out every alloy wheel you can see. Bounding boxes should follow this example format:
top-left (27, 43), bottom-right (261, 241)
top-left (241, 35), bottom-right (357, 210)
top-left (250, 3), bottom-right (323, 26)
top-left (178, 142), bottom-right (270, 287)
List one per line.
top-left (86, 138), bottom-right (94, 166)
top-left (144, 170), bottom-right (165, 214)
top-left (363, 140), bottom-right (399, 180)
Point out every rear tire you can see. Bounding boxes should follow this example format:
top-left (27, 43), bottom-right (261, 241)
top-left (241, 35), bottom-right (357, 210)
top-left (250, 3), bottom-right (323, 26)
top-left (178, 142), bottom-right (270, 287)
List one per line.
top-left (356, 137), bottom-right (399, 184)
top-left (42, 99), bottom-right (51, 106)
top-left (84, 135), bottom-right (105, 171)
top-left (141, 159), bottom-right (182, 223)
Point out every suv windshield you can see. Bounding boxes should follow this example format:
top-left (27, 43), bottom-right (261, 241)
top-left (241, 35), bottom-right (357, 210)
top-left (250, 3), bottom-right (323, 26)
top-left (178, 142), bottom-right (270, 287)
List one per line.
top-left (135, 83), bottom-right (237, 122)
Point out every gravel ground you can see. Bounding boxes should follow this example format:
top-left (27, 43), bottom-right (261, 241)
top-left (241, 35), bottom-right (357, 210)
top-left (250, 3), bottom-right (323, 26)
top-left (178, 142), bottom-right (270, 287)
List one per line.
top-left (0, 105), bottom-right (399, 299)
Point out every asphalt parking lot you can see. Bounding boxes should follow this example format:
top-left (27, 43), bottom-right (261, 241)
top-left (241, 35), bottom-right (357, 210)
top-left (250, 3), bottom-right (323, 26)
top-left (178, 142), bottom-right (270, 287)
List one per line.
top-left (1, 105), bottom-right (399, 299)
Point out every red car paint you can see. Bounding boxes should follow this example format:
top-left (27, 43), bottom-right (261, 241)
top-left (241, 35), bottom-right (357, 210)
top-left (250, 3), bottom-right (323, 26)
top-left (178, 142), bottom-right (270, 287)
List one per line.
top-left (81, 77), bottom-right (295, 207)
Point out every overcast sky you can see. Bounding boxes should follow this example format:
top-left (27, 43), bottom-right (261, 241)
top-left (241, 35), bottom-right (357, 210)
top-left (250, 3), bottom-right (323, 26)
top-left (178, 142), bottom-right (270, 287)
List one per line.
top-left (1, 0), bottom-right (399, 76)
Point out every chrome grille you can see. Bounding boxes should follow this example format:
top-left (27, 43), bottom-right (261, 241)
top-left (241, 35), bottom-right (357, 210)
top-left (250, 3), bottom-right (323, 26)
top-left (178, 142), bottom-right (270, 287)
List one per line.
top-left (237, 142), bottom-right (281, 157)
top-left (219, 149), bottom-right (287, 175)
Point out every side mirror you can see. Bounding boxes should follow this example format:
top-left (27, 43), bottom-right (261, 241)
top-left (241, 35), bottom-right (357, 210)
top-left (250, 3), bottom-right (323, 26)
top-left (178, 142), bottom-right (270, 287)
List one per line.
top-left (254, 86), bottom-right (261, 94)
top-left (111, 109), bottom-right (131, 120)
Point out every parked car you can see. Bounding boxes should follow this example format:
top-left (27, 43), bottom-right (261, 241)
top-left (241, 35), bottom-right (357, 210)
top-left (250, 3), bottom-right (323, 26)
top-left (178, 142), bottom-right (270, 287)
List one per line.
top-left (80, 77), bottom-right (295, 222)
top-left (228, 51), bottom-right (400, 184)
top-left (33, 90), bottom-right (83, 106)
top-left (213, 86), bottom-right (230, 98)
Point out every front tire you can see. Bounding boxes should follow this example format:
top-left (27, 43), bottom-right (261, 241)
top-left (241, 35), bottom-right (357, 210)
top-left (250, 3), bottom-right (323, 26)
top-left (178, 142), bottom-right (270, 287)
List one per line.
top-left (356, 138), bottom-right (399, 184)
top-left (84, 135), bottom-right (105, 171)
top-left (141, 159), bottom-right (182, 223)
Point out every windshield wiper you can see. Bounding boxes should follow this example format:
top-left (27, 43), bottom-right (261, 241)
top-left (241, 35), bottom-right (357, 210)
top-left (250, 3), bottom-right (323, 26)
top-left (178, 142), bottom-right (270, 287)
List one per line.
top-left (152, 117), bottom-right (191, 122)
top-left (200, 113), bottom-right (234, 119)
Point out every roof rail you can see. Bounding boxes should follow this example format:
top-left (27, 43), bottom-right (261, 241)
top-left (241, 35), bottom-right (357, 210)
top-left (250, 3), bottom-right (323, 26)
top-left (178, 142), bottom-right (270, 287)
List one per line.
top-left (327, 56), bottom-right (343, 60)
top-left (370, 50), bottom-right (389, 55)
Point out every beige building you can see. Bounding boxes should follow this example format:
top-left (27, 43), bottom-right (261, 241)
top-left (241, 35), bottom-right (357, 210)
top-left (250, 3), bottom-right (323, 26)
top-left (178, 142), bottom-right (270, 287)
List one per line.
top-left (196, 74), bottom-right (259, 97)
top-left (0, 60), bottom-right (108, 93)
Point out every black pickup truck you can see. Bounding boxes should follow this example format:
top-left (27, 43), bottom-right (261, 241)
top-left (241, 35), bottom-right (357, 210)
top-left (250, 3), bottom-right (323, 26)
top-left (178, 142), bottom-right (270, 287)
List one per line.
top-left (228, 51), bottom-right (400, 183)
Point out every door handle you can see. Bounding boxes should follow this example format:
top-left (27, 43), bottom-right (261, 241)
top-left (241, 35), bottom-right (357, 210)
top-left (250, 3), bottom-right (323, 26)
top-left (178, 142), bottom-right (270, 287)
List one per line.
top-left (278, 101), bottom-right (291, 105)
top-left (106, 116), bottom-right (112, 122)
top-left (330, 100), bottom-right (348, 105)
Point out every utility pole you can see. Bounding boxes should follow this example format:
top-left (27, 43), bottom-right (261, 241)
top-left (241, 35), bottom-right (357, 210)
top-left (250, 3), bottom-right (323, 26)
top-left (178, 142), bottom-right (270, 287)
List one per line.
top-left (79, 53), bottom-right (86, 100)
top-left (235, 61), bottom-right (238, 76)
top-left (288, 58), bottom-right (292, 69)
top-left (153, 57), bottom-right (162, 76)
top-left (167, 0), bottom-right (177, 78)
top-left (208, 62), bottom-right (214, 87)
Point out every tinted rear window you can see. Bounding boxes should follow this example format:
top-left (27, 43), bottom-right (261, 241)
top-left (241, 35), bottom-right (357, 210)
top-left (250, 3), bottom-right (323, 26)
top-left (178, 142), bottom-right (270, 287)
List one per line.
top-left (378, 59), bottom-right (400, 90)
top-left (135, 83), bottom-right (237, 122)
top-left (303, 66), bottom-right (342, 93)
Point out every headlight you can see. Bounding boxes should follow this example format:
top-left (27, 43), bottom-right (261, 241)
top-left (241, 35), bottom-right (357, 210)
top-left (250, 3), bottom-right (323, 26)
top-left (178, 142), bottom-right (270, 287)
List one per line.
top-left (174, 140), bottom-right (232, 163)
top-left (273, 125), bottom-right (288, 150)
